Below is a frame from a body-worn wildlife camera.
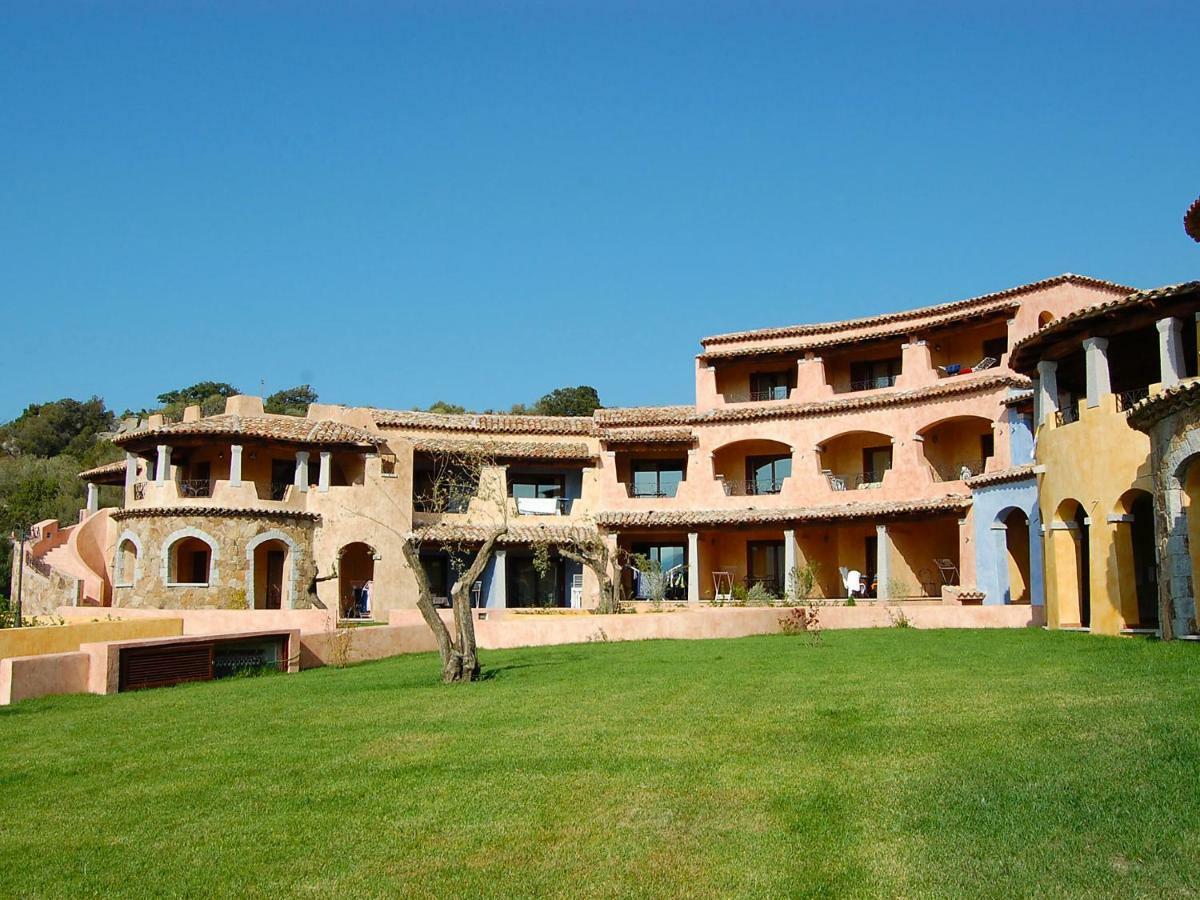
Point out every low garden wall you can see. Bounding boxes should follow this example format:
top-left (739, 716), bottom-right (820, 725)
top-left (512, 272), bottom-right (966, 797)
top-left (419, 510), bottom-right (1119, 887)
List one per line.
top-left (0, 617), bottom-right (183, 661)
top-left (56, 605), bottom-right (335, 635)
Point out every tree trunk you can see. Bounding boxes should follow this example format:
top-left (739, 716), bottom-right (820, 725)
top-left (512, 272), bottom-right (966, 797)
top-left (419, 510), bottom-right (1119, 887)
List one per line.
top-left (446, 527), bottom-right (504, 682)
top-left (400, 540), bottom-right (457, 671)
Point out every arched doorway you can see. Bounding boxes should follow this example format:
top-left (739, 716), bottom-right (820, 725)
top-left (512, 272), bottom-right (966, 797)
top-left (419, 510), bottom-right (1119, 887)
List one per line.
top-left (1113, 490), bottom-right (1157, 629)
top-left (1051, 500), bottom-right (1090, 628)
top-left (251, 539), bottom-right (289, 610)
top-left (998, 507), bottom-right (1031, 604)
top-left (339, 543), bottom-right (376, 618)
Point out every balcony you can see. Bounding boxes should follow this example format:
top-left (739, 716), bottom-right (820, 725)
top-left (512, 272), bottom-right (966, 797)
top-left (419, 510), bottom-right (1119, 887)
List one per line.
top-left (515, 496), bottom-right (567, 516)
top-left (929, 459), bottom-right (986, 483)
top-left (722, 478), bottom-right (787, 497)
top-left (824, 469), bottom-right (887, 491)
top-left (847, 374), bottom-right (898, 393)
top-left (1115, 387), bottom-right (1150, 412)
top-left (179, 479), bottom-right (213, 499)
top-left (1055, 404), bottom-right (1080, 427)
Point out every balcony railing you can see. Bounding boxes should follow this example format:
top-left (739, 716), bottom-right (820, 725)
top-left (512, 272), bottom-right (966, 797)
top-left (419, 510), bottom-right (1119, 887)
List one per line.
top-left (847, 374), bottom-right (898, 392)
top-left (1054, 404), bottom-right (1080, 427)
top-left (515, 496), bottom-right (567, 516)
top-left (179, 479), bottom-right (213, 498)
top-left (723, 387), bottom-right (790, 403)
top-left (630, 486), bottom-right (676, 499)
top-left (722, 478), bottom-right (787, 496)
top-left (133, 482), bottom-right (147, 500)
top-left (930, 459), bottom-right (986, 483)
top-left (1115, 387), bottom-right (1150, 412)
top-left (825, 470), bottom-right (887, 491)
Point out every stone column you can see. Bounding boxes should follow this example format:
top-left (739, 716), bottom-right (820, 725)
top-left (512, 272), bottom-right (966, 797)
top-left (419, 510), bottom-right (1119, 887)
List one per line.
top-left (1082, 336), bottom-right (1111, 409)
top-left (1036, 361), bottom-right (1059, 426)
top-left (782, 529), bottom-right (796, 598)
top-left (86, 482), bottom-right (98, 516)
top-left (989, 521), bottom-right (1010, 605)
top-left (318, 450), bottom-right (332, 493)
top-left (294, 450), bottom-right (309, 493)
top-left (1157, 317), bottom-right (1185, 388)
top-left (492, 549), bottom-right (507, 608)
top-left (229, 444), bottom-right (243, 487)
top-left (875, 524), bottom-right (891, 599)
top-left (687, 532), bottom-right (700, 604)
top-left (155, 444), bottom-right (171, 484)
top-left (124, 452), bottom-right (137, 497)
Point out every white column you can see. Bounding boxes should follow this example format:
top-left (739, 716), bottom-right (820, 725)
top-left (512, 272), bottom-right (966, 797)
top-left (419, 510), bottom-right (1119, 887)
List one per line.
top-left (318, 450), bottom-right (332, 493)
top-left (687, 532), bottom-right (700, 604)
top-left (155, 444), bottom-right (171, 484)
top-left (492, 550), bottom-right (507, 608)
top-left (1036, 360), bottom-right (1059, 426)
top-left (86, 482), bottom-right (98, 515)
top-left (783, 528), bottom-right (796, 598)
top-left (229, 444), bottom-right (243, 487)
top-left (1082, 336), bottom-right (1111, 408)
top-left (124, 452), bottom-right (137, 496)
top-left (294, 450), bottom-right (309, 493)
top-left (1157, 317), bottom-right (1185, 387)
top-left (875, 524), bottom-right (891, 600)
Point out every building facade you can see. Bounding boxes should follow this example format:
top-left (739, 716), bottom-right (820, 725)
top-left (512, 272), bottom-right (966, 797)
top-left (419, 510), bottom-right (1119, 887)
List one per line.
top-left (19, 272), bottom-right (1200, 638)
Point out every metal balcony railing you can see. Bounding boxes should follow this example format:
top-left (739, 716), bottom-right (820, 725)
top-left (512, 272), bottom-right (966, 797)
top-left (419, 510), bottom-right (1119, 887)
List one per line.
top-left (723, 387), bottom-right (790, 403)
top-left (826, 470), bottom-right (888, 491)
top-left (847, 374), bottom-right (897, 392)
top-left (630, 486), bottom-right (674, 498)
top-left (1115, 387), bottom-right (1150, 412)
top-left (179, 479), bottom-right (212, 498)
top-left (133, 482), bottom-right (147, 500)
top-left (723, 478), bottom-right (787, 496)
top-left (1054, 404), bottom-right (1080, 427)
top-left (930, 459), bottom-right (986, 483)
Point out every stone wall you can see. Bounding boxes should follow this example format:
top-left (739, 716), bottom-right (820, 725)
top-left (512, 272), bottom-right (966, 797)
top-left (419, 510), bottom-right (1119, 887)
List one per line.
top-left (109, 513), bottom-right (318, 611)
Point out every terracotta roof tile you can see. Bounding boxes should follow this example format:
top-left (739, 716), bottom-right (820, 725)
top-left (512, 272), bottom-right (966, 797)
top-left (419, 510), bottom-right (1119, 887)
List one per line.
top-left (964, 465), bottom-right (1035, 488)
top-left (112, 414), bottom-right (383, 448)
top-left (411, 437), bottom-right (595, 461)
top-left (1127, 378), bottom-right (1200, 431)
top-left (700, 274), bottom-right (1134, 354)
top-left (688, 372), bottom-right (1028, 424)
top-left (410, 522), bottom-right (599, 545)
top-left (594, 495), bottom-right (970, 529)
top-left (594, 405), bottom-right (694, 426)
top-left (1001, 390), bottom-right (1034, 409)
top-left (600, 427), bottom-right (696, 445)
top-left (371, 409), bottom-right (595, 435)
top-left (111, 506), bottom-right (321, 522)
top-left (1010, 281), bottom-right (1200, 373)
top-left (77, 460), bottom-right (128, 481)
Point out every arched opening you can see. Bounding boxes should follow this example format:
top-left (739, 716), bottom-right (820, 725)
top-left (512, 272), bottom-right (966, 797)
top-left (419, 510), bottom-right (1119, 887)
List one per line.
top-left (338, 542), bottom-right (376, 618)
top-left (115, 538), bottom-right (139, 587)
top-left (817, 431), bottom-right (892, 490)
top-left (1183, 459), bottom-right (1200, 629)
top-left (1052, 500), bottom-right (1090, 628)
top-left (999, 508), bottom-right (1031, 604)
top-left (167, 536), bottom-right (213, 586)
top-left (711, 439), bottom-right (793, 496)
top-left (1038, 311), bottom-right (1054, 328)
top-left (1112, 490), bottom-right (1157, 629)
top-left (252, 539), bottom-right (290, 610)
top-left (919, 416), bottom-right (995, 482)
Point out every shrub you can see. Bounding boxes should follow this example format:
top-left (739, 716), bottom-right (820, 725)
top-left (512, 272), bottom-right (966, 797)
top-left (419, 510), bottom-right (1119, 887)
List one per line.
top-left (778, 604), bottom-right (822, 644)
top-left (785, 562), bottom-right (820, 605)
top-left (745, 582), bottom-right (776, 607)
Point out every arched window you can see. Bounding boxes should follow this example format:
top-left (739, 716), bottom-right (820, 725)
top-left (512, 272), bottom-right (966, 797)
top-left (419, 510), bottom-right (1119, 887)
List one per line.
top-left (167, 535), bottom-right (214, 586)
top-left (115, 538), bottom-right (139, 587)
top-left (1038, 311), bottom-right (1054, 328)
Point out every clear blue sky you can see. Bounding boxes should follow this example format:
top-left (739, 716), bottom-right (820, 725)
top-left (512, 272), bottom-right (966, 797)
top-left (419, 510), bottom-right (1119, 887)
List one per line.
top-left (3, 1), bottom-right (1197, 422)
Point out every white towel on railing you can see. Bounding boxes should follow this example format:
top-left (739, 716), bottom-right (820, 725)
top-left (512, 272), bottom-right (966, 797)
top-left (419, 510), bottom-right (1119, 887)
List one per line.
top-left (517, 497), bottom-right (560, 516)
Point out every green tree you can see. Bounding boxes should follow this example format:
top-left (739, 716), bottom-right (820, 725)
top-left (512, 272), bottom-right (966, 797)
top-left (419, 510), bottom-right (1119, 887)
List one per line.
top-left (422, 400), bottom-right (468, 415)
top-left (155, 381), bottom-right (239, 418)
top-left (0, 397), bottom-right (114, 459)
top-left (265, 385), bottom-right (318, 416)
top-left (532, 385), bottom-right (602, 417)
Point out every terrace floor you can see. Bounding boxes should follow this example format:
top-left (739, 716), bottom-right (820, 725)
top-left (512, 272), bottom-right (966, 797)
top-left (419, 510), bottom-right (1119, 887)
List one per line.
top-left (1, 629), bottom-right (1198, 896)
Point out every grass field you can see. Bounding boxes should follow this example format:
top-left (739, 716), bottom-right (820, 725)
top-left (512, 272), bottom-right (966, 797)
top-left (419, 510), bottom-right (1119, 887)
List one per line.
top-left (1, 629), bottom-right (1198, 897)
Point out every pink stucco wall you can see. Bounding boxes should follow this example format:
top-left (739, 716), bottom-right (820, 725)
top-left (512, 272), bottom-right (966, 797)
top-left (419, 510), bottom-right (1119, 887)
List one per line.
top-left (0, 651), bottom-right (90, 705)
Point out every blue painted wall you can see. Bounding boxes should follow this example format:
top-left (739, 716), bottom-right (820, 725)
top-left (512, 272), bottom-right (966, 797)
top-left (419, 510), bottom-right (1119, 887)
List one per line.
top-left (972, 476), bottom-right (1044, 606)
top-left (1008, 405), bottom-right (1034, 466)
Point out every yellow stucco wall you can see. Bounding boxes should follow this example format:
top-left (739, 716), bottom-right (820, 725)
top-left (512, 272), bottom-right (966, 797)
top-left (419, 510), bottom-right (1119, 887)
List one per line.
top-left (1036, 394), bottom-right (1155, 635)
top-left (0, 617), bottom-right (183, 661)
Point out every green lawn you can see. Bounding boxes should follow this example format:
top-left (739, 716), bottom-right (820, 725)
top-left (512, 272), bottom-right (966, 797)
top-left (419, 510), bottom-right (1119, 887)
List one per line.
top-left (2, 630), bottom-right (1198, 897)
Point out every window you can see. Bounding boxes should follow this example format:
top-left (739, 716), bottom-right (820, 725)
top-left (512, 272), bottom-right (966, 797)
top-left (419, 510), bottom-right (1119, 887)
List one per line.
top-left (115, 539), bottom-right (138, 586)
top-left (631, 543), bottom-right (687, 599)
top-left (630, 459), bottom-right (686, 498)
top-left (980, 432), bottom-right (995, 461)
top-left (414, 466), bottom-right (475, 512)
top-left (849, 357), bottom-right (901, 391)
top-left (747, 541), bottom-right (785, 595)
top-left (749, 371), bottom-right (792, 401)
top-left (982, 336), bottom-right (1008, 362)
top-left (168, 536), bottom-right (212, 586)
top-left (861, 446), bottom-right (893, 484)
top-left (508, 554), bottom-right (562, 607)
top-left (421, 554), bottom-right (450, 602)
top-left (745, 455), bottom-right (791, 495)
top-left (508, 474), bottom-right (565, 499)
